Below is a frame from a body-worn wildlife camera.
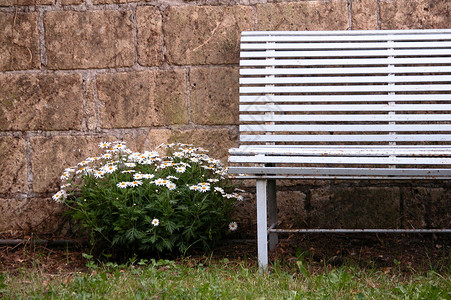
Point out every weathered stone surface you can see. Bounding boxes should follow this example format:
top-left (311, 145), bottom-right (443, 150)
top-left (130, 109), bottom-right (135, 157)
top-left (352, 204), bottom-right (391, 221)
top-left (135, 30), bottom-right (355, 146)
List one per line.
top-left (45, 11), bottom-right (134, 69)
top-left (61, 0), bottom-right (83, 5)
top-left (0, 73), bottom-right (83, 131)
top-left (0, 12), bottom-right (39, 71)
top-left (92, 0), bottom-right (141, 4)
top-left (31, 136), bottom-right (106, 193)
top-left (0, 197), bottom-right (69, 236)
top-left (257, 1), bottom-right (349, 31)
top-left (430, 188), bottom-right (451, 228)
top-left (163, 5), bottom-right (254, 65)
top-left (169, 127), bottom-right (238, 163)
top-left (309, 187), bottom-right (400, 228)
top-left (145, 128), bottom-right (172, 150)
top-left (84, 76), bottom-right (98, 131)
top-left (351, 0), bottom-right (378, 30)
top-left (136, 6), bottom-right (163, 66)
top-left (380, 0), bottom-right (451, 29)
top-left (0, 0), bottom-right (53, 6)
top-left (97, 70), bottom-right (188, 128)
top-left (190, 67), bottom-right (239, 125)
top-left (401, 187), bottom-right (427, 229)
top-left (0, 137), bottom-right (27, 194)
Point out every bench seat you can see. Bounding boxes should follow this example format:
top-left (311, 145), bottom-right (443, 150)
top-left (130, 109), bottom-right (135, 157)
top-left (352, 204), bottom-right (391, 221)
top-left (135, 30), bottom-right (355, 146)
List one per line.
top-left (227, 29), bottom-right (451, 269)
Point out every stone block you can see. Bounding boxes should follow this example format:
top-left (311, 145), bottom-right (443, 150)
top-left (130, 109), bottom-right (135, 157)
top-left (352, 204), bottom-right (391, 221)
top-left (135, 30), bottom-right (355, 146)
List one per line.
top-left (351, 0), bottom-right (378, 30)
top-left (190, 67), bottom-right (239, 125)
top-left (136, 6), bottom-right (163, 66)
top-left (0, 197), bottom-right (69, 236)
top-left (45, 11), bottom-right (134, 69)
top-left (0, 137), bottom-right (27, 194)
top-left (380, 0), bottom-right (451, 29)
top-left (309, 187), bottom-right (400, 228)
top-left (92, 0), bottom-right (141, 3)
top-left (257, 1), bottom-right (349, 31)
top-left (400, 187), bottom-right (427, 229)
top-left (30, 136), bottom-right (106, 193)
top-left (0, 12), bottom-right (39, 71)
top-left (430, 188), bottom-right (451, 228)
top-left (83, 76), bottom-right (98, 131)
top-left (0, 73), bottom-right (83, 131)
top-left (163, 5), bottom-right (254, 65)
top-left (97, 70), bottom-right (188, 128)
top-left (169, 127), bottom-right (238, 163)
top-left (61, 0), bottom-right (83, 5)
top-left (0, 0), bottom-right (54, 5)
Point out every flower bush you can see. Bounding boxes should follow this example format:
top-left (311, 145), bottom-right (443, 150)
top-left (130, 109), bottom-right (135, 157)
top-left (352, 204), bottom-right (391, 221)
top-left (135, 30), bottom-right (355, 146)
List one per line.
top-left (53, 141), bottom-right (241, 257)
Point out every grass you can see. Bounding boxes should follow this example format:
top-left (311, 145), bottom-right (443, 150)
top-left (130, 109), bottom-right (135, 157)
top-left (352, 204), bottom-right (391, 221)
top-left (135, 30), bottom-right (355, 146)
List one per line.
top-left (1, 255), bottom-right (450, 299)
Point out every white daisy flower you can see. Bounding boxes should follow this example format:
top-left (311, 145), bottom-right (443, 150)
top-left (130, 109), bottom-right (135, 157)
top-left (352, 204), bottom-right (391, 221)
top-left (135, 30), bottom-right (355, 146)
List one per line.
top-left (214, 187), bottom-right (225, 194)
top-left (113, 143), bottom-right (126, 150)
top-left (133, 173), bottom-right (144, 180)
top-left (152, 218), bottom-right (159, 226)
top-left (117, 182), bottom-right (129, 189)
top-left (102, 165), bottom-right (117, 174)
top-left (124, 163), bottom-right (136, 168)
top-left (94, 170), bottom-right (105, 179)
top-left (60, 172), bottom-right (70, 180)
top-left (154, 178), bottom-right (166, 186)
top-left (232, 193), bottom-right (244, 201)
top-left (189, 185), bottom-right (200, 191)
top-left (121, 169), bottom-right (136, 174)
top-left (52, 190), bottom-right (66, 202)
top-left (129, 180), bottom-right (143, 187)
top-left (167, 175), bottom-right (178, 180)
top-left (198, 182), bottom-right (210, 187)
top-left (102, 153), bottom-right (113, 159)
top-left (190, 157), bottom-right (199, 163)
top-left (99, 142), bottom-right (111, 149)
top-left (228, 222), bottom-right (238, 231)
top-left (208, 179), bottom-right (219, 183)
top-left (61, 183), bottom-right (71, 189)
top-left (199, 185), bottom-right (210, 192)
top-left (78, 160), bottom-right (89, 166)
top-left (176, 166), bottom-right (186, 173)
top-left (166, 182), bottom-right (176, 190)
top-left (173, 152), bottom-right (184, 157)
top-left (142, 174), bottom-right (155, 179)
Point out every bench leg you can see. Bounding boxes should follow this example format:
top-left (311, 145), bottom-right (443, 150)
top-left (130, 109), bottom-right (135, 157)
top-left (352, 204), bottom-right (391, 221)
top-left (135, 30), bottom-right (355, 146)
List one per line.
top-left (267, 179), bottom-right (278, 251)
top-left (256, 179), bottom-right (268, 270)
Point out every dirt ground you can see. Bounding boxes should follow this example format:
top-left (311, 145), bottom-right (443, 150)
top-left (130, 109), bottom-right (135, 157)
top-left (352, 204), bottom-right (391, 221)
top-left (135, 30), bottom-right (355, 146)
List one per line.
top-left (0, 233), bottom-right (449, 275)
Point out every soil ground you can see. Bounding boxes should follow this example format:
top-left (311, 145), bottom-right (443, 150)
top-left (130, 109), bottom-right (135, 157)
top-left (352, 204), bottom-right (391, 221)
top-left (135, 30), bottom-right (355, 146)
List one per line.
top-left (1, 233), bottom-right (449, 275)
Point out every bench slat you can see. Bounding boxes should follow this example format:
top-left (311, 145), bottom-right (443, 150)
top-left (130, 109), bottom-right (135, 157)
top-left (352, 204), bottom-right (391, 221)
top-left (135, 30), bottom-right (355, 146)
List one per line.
top-left (240, 114), bottom-right (451, 122)
top-left (240, 95), bottom-right (451, 103)
top-left (228, 166), bottom-right (451, 177)
top-left (241, 41), bottom-right (451, 50)
top-left (240, 66), bottom-right (451, 76)
top-left (230, 147), bottom-right (451, 156)
top-left (240, 75), bottom-right (451, 85)
top-left (241, 33), bottom-right (451, 42)
top-left (229, 155), bottom-right (451, 165)
top-left (240, 84), bottom-right (451, 94)
top-left (241, 49), bottom-right (451, 58)
top-left (240, 104), bottom-right (451, 112)
top-left (240, 134), bottom-right (451, 143)
top-left (240, 124), bottom-right (451, 132)
top-left (240, 57), bottom-right (451, 67)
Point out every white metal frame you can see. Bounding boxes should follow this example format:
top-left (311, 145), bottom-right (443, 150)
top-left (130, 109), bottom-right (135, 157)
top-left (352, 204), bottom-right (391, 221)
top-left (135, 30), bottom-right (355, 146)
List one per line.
top-left (228, 29), bottom-right (451, 269)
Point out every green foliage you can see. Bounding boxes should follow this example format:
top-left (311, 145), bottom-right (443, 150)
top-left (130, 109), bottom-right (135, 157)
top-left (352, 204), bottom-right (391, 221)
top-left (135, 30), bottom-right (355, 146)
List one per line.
top-left (54, 142), bottom-right (241, 258)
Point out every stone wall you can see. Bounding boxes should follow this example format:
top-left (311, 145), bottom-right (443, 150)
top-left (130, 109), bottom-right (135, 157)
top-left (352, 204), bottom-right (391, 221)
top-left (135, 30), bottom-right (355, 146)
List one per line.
top-left (0, 0), bottom-right (450, 236)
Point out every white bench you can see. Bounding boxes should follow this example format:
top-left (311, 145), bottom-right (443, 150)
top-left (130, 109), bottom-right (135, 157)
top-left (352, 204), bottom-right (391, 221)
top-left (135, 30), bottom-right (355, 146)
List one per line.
top-left (228, 29), bottom-right (451, 269)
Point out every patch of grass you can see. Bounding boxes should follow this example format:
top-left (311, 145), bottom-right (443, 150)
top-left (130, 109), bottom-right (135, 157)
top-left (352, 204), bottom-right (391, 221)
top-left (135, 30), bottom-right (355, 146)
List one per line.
top-left (1, 257), bottom-right (450, 299)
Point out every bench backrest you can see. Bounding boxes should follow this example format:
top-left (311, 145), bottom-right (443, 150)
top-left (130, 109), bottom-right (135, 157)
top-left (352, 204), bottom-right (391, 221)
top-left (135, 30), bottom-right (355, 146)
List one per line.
top-left (239, 30), bottom-right (451, 147)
